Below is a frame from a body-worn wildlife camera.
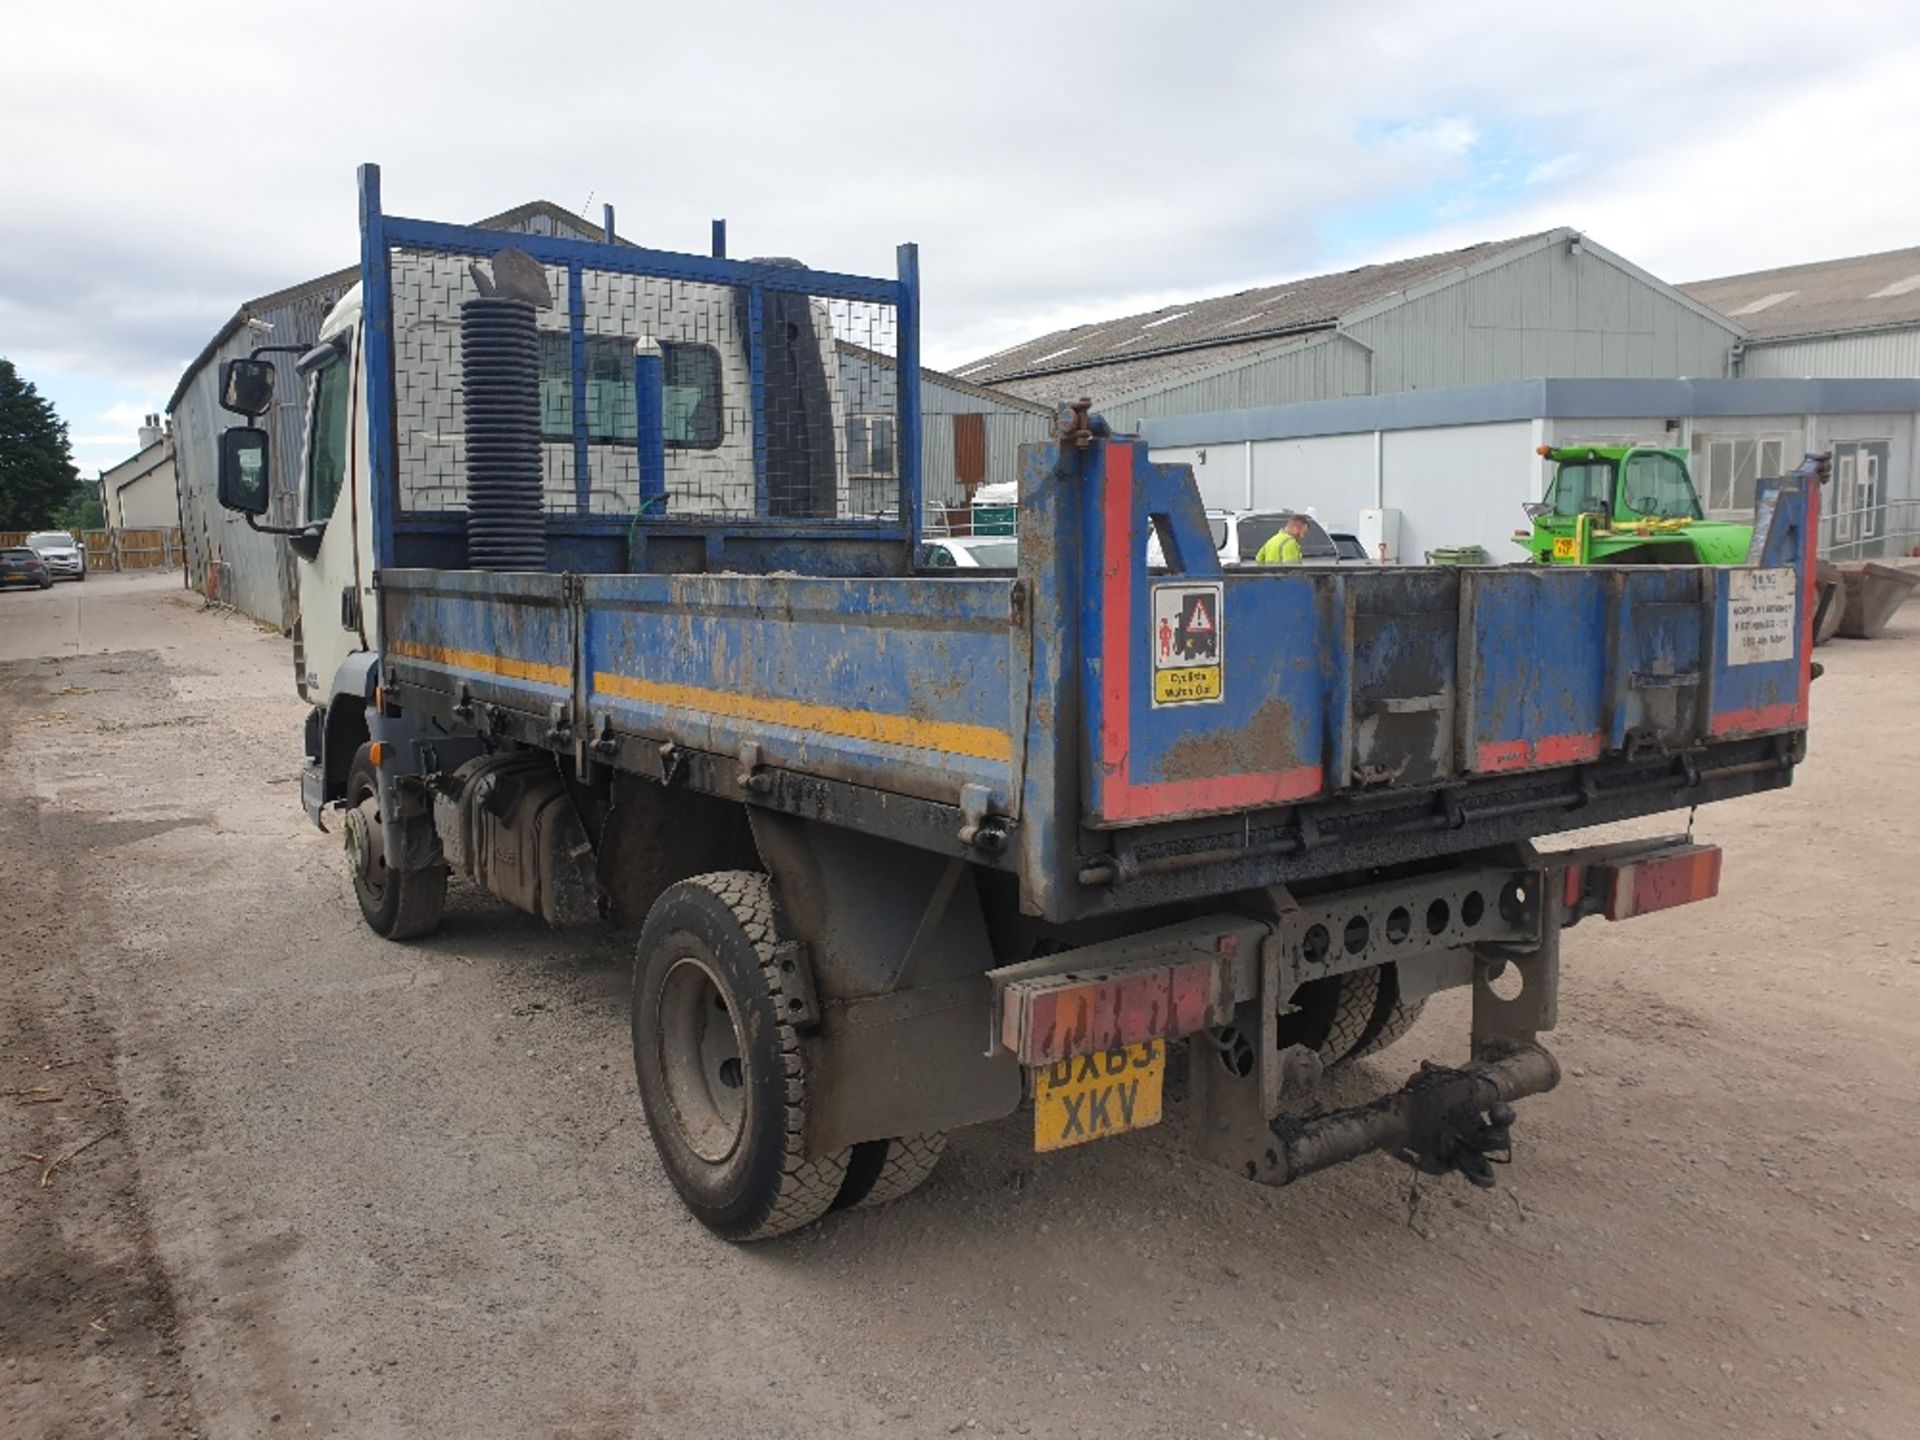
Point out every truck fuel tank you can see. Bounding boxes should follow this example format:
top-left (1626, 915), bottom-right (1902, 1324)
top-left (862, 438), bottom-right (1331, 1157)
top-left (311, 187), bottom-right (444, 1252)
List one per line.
top-left (435, 753), bottom-right (599, 927)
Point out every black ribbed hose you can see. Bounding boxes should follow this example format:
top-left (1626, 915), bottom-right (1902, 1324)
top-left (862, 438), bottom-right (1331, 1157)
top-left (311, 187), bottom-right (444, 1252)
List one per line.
top-left (460, 296), bottom-right (546, 570)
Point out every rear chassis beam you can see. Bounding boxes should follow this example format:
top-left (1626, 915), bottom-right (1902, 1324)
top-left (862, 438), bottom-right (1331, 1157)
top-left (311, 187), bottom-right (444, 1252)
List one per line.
top-left (992, 835), bottom-right (1720, 1188)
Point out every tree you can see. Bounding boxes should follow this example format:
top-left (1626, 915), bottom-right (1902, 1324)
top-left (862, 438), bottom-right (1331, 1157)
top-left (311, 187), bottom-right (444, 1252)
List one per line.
top-left (60, 491), bottom-right (105, 531)
top-left (0, 359), bottom-right (85, 530)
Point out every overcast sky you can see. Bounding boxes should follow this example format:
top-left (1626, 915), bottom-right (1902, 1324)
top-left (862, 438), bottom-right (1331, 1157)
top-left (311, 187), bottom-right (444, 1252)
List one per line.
top-left (6, 0), bottom-right (1919, 474)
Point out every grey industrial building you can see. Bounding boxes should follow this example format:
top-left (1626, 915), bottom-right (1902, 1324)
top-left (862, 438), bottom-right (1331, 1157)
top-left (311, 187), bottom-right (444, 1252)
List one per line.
top-left (1683, 244), bottom-right (1920, 380)
top-left (960, 228), bottom-right (1920, 563)
top-left (956, 229), bottom-right (1743, 423)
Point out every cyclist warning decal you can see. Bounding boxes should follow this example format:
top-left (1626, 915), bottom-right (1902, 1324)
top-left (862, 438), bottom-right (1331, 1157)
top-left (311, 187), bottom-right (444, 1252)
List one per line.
top-left (1151, 582), bottom-right (1224, 706)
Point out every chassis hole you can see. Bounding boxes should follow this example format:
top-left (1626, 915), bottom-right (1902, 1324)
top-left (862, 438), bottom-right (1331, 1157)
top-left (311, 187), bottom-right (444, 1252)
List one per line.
top-left (1425, 898), bottom-right (1450, 936)
top-left (1485, 960), bottom-right (1524, 1002)
top-left (1385, 906), bottom-right (1412, 943)
top-left (1214, 1027), bottom-right (1256, 1078)
top-left (1342, 915), bottom-right (1369, 955)
top-left (1462, 891), bottom-right (1486, 927)
top-left (1301, 924), bottom-right (1331, 964)
top-left (1499, 879), bottom-right (1530, 925)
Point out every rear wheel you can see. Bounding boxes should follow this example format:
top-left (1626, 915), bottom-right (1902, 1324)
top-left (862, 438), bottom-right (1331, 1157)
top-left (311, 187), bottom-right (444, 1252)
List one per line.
top-left (834, 1133), bottom-right (947, 1211)
top-left (1276, 967), bottom-right (1381, 1067)
top-left (632, 872), bottom-right (850, 1241)
top-left (1348, 965), bottom-right (1428, 1062)
top-left (343, 744), bottom-right (446, 940)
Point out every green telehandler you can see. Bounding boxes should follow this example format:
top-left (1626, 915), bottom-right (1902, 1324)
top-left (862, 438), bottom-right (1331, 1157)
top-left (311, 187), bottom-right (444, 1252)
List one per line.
top-left (1517, 444), bottom-right (1753, 565)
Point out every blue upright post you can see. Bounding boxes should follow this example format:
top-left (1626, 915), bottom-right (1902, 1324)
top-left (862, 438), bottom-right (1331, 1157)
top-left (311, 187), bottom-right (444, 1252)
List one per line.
top-left (747, 286), bottom-right (767, 515)
top-left (711, 219), bottom-right (726, 259)
top-left (358, 163), bottom-right (396, 573)
top-left (568, 262), bottom-right (589, 514)
top-left (602, 203), bottom-right (617, 244)
top-left (633, 340), bottom-right (667, 516)
top-left (896, 242), bottom-right (923, 547)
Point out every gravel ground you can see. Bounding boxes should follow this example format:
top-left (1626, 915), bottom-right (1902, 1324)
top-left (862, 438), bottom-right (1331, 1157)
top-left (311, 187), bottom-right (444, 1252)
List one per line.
top-left (1, 571), bottom-right (1916, 1440)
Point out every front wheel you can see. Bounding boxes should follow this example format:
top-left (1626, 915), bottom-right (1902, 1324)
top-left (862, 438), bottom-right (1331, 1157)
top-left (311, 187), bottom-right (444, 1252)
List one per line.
top-left (632, 872), bottom-right (849, 1241)
top-left (343, 744), bottom-right (446, 940)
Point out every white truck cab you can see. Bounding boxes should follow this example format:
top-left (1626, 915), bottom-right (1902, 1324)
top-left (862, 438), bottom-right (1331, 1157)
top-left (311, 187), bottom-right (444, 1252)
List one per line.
top-left (215, 251), bottom-right (854, 827)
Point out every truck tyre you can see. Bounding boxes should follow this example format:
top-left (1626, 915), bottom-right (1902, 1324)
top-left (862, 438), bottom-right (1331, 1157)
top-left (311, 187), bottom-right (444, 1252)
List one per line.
top-left (344, 744), bottom-right (446, 941)
top-left (834, 1133), bottom-right (947, 1211)
top-left (1320, 967), bottom-right (1381, 1064)
top-left (632, 871), bottom-right (850, 1241)
top-left (1347, 965), bottom-right (1428, 1063)
top-left (1276, 968), bottom-right (1381, 1068)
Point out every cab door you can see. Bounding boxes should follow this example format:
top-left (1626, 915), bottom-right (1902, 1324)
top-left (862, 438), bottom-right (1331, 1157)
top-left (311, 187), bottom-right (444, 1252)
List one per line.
top-left (292, 324), bottom-right (375, 699)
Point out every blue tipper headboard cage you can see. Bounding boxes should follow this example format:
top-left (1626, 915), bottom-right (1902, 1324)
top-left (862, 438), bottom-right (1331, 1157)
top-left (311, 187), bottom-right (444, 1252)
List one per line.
top-left (355, 163), bottom-right (922, 576)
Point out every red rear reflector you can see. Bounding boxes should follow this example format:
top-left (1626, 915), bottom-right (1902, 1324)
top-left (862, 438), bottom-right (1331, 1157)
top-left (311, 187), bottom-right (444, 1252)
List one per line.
top-left (1001, 957), bottom-right (1231, 1067)
top-left (1600, 845), bottom-right (1722, 920)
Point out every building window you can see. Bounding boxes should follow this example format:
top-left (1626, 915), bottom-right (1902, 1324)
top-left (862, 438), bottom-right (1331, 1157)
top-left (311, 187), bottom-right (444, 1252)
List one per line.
top-left (1697, 437), bottom-right (1785, 518)
top-left (537, 335), bottom-right (723, 450)
top-left (846, 414), bottom-right (897, 478)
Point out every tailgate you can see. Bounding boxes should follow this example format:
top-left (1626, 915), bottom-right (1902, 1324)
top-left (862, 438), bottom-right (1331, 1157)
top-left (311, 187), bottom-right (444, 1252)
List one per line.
top-left (1073, 442), bottom-right (1811, 828)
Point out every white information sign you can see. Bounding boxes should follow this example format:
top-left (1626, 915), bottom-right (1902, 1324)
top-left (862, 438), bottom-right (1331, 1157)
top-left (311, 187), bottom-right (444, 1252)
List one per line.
top-left (1727, 568), bottom-right (1798, 667)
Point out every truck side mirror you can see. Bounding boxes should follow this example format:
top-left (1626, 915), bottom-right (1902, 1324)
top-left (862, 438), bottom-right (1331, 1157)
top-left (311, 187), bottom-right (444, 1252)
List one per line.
top-left (218, 427), bottom-right (271, 516)
top-left (219, 358), bottom-right (276, 417)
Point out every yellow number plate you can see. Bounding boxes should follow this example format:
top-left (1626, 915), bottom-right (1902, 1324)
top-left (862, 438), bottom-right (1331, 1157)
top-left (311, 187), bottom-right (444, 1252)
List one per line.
top-left (1552, 536), bottom-right (1578, 559)
top-left (1032, 1041), bottom-right (1165, 1152)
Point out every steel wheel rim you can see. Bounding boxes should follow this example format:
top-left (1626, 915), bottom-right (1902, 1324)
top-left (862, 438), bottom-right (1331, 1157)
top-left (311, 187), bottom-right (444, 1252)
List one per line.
top-left (345, 777), bottom-right (388, 901)
top-left (656, 954), bottom-right (747, 1163)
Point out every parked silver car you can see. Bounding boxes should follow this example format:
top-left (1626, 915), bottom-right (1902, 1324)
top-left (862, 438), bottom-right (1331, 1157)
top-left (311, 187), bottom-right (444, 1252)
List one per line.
top-left (25, 530), bottom-right (86, 581)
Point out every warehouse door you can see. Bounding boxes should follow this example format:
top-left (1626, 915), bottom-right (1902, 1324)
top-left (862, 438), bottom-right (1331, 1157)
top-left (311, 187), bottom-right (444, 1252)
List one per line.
top-left (952, 413), bottom-right (987, 501)
top-left (1830, 440), bottom-right (1889, 558)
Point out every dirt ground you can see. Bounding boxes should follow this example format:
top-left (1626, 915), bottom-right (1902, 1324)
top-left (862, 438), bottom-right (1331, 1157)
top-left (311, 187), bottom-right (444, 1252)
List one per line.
top-left (0, 571), bottom-right (1915, 1440)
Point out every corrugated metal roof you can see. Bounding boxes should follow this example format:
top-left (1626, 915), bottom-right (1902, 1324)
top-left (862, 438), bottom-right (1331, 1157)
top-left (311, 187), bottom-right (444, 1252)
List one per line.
top-left (1681, 245), bottom-right (1920, 342)
top-left (834, 341), bottom-right (1056, 416)
top-left (954, 233), bottom-right (1551, 387)
top-left (986, 333), bottom-right (1319, 406)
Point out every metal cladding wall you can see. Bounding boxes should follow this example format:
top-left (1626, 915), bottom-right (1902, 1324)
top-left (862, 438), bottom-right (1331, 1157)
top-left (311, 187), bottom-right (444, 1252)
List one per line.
top-left (1155, 422), bottom-right (1536, 562)
top-left (1343, 241), bottom-right (1738, 392)
top-left (1103, 334), bottom-right (1373, 427)
top-left (837, 349), bottom-right (1052, 507)
top-left (1740, 327), bottom-right (1920, 379)
top-left (173, 283), bottom-right (350, 629)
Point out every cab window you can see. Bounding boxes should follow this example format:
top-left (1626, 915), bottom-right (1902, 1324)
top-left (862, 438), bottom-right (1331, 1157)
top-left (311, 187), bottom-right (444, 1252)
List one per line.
top-left (305, 352), bottom-right (352, 523)
top-left (1620, 452), bottom-right (1702, 520)
top-left (1550, 462), bottom-right (1613, 517)
top-left (538, 336), bottom-right (724, 449)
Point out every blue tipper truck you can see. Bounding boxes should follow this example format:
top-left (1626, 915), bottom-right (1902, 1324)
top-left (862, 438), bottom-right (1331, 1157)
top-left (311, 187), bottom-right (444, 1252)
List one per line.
top-left (212, 166), bottom-right (1823, 1240)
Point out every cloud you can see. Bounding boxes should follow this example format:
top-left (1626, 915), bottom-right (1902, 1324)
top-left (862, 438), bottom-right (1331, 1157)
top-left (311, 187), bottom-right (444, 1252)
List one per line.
top-left (4, 0), bottom-right (1919, 394)
top-left (1526, 154), bottom-right (1581, 187)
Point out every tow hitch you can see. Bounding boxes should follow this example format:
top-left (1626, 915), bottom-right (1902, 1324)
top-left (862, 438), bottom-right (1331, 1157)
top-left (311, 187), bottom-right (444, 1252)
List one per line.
top-left (1264, 1045), bottom-right (1556, 1188)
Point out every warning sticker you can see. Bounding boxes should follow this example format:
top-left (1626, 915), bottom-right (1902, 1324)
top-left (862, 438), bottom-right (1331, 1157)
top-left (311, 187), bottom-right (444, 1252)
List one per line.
top-left (1727, 567), bottom-right (1798, 666)
top-left (1152, 583), bottom-right (1223, 706)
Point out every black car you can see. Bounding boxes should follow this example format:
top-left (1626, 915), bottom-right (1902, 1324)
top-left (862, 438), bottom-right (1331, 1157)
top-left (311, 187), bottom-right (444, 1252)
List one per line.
top-left (0, 547), bottom-right (53, 589)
